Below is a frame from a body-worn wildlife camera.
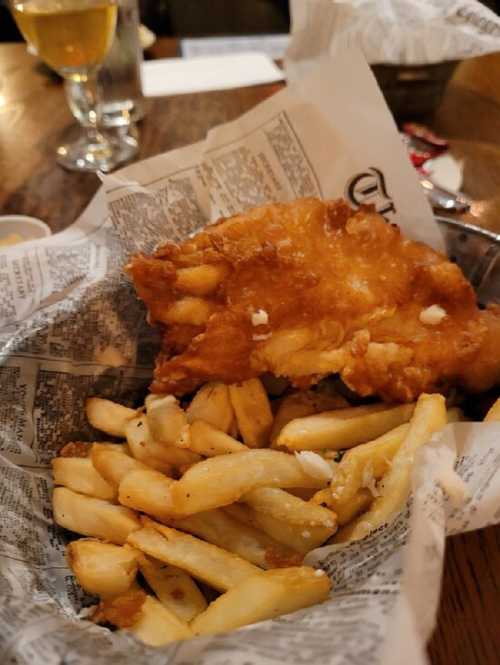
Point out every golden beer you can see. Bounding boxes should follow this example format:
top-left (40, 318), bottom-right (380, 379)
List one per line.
top-left (12, 0), bottom-right (117, 75)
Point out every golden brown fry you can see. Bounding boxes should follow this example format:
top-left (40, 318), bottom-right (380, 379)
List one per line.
top-left (145, 394), bottom-right (190, 447)
top-left (52, 457), bottom-right (116, 501)
top-left (129, 595), bottom-right (193, 646)
top-left (186, 382), bottom-right (234, 433)
top-left (135, 554), bottom-right (207, 622)
top-left (91, 444), bottom-right (150, 488)
top-left (329, 423), bottom-right (409, 508)
top-left (188, 420), bottom-right (248, 457)
top-left (52, 487), bottom-right (140, 544)
top-left (224, 504), bottom-right (334, 555)
top-left (125, 415), bottom-right (200, 472)
top-left (312, 488), bottom-right (373, 526)
top-left (335, 393), bottom-right (447, 543)
top-left (271, 390), bottom-right (349, 445)
top-left (168, 508), bottom-right (302, 569)
top-left (67, 539), bottom-right (139, 597)
top-left (128, 519), bottom-right (262, 592)
top-left (119, 469), bottom-right (175, 521)
top-left (169, 450), bottom-right (328, 516)
top-left (242, 487), bottom-right (336, 528)
top-left (95, 587), bottom-right (146, 628)
top-left (277, 403), bottom-right (415, 451)
top-left (228, 379), bottom-right (273, 447)
top-left (85, 397), bottom-right (137, 438)
top-left (191, 567), bottom-right (331, 636)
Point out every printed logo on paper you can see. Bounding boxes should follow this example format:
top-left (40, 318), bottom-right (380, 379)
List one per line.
top-left (345, 167), bottom-right (396, 218)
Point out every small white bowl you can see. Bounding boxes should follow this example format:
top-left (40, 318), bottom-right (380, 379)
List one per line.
top-left (0, 215), bottom-right (51, 248)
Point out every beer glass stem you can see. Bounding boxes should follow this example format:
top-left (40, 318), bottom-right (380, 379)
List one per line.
top-left (64, 72), bottom-right (108, 147)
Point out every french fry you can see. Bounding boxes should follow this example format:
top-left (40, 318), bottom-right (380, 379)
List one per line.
top-left (67, 539), bottom-right (139, 597)
top-left (85, 397), bottom-right (137, 438)
top-left (224, 504), bottom-right (334, 555)
top-left (52, 487), bottom-right (140, 544)
top-left (168, 508), bottom-right (302, 569)
top-left (485, 397), bottom-right (500, 422)
top-left (145, 394), bottom-right (190, 447)
top-left (129, 595), bottom-right (193, 646)
top-left (175, 264), bottom-right (228, 296)
top-left (91, 444), bottom-right (151, 488)
top-left (277, 403), bottom-right (415, 451)
top-left (52, 457), bottom-right (116, 501)
top-left (312, 488), bottom-right (373, 526)
top-left (135, 554), bottom-right (207, 622)
top-left (242, 487), bottom-right (336, 528)
top-left (128, 519), bottom-right (262, 592)
top-left (271, 390), bottom-right (349, 445)
top-left (188, 420), bottom-right (248, 457)
top-left (186, 383), bottom-right (234, 433)
top-left (163, 297), bottom-right (213, 326)
top-left (125, 415), bottom-right (200, 472)
top-left (335, 393), bottom-right (447, 543)
top-left (170, 450), bottom-right (328, 516)
top-left (119, 469), bottom-right (175, 521)
top-left (329, 423), bottom-right (410, 509)
top-left (228, 379), bottom-right (273, 447)
top-left (191, 567), bottom-right (331, 636)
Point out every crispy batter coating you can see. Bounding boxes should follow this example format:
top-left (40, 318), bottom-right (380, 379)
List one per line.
top-left (127, 198), bottom-right (500, 402)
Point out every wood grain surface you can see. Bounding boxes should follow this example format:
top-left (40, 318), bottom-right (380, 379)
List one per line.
top-left (0, 38), bottom-right (499, 664)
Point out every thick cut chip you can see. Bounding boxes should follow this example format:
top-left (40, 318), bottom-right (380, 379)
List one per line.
top-left (145, 394), bottom-right (190, 447)
top-left (52, 457), bottom-right (116, 500)
top-left (228, 379), bottom-right (273, 447)
top-left (67, 539), bottom-right (139, 597)
top-left (191, 567), bottom-right (331, 636)
top-left (53, 487), bottom-right (140, 544)
top-left (129, 595), bottom-right (193, 646)
top-left (168, 508), bottom-right (302, 569)
top-left (127, 520), bottom-right (262, 592)
top-left (277, 403), bottom-right (415, 451)
top-left (136, 554), bottom-right (207, 622)
top-left (119, 469), bottom-right (175, 521)
top-left (169, 450), bottom-right (328, 516)
top-left (271, 390), bottom-right (349, 445)
top-left (125, 415), bottom-right (200, 471)
top-left (85, 398), bottom-right (137, 438)
top-left (224, 504), bottom-right (333, 555)
top-left (91, 444), bottom-right (150, 488)
top-left (242, 487), bottom-right (336, 528)
top-left (335, 393), bottom-right (447, 543)
top-left (329, 423), bottom-right (409, 509)
top-left (186, 383), bottom-right (234, 433)
top-left (188, 420), bottom-right (248, 457)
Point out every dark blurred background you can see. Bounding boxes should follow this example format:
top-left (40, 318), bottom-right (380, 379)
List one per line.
top-left (1, 0), bottom-right (290, 41)
top-left (0, 0), bottom-right (498, 42)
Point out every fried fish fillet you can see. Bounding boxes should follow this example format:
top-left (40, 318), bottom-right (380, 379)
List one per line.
top-left (127, 198), bottom-right (500, 402)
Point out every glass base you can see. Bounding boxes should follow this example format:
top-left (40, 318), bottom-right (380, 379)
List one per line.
top-left (56, 131), bottom-right (138, 173)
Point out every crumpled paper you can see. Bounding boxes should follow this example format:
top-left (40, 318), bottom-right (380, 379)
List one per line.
top-left (287, 0), bottom-right (500, 65)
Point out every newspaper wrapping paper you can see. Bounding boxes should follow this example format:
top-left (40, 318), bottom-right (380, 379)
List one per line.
top-left (0, 47), bottom-right (499, 665)
top-left (287, 0), bottom-right (500, 67)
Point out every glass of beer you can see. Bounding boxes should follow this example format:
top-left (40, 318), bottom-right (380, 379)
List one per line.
top-left (10, 0), bottom-right (138, 172)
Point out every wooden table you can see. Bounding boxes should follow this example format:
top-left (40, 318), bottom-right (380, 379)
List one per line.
top-left (0, 38), bottom-right (499, 665)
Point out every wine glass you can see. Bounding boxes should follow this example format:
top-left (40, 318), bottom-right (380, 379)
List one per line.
top-left (10, 0), bottom-right (138, 172)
